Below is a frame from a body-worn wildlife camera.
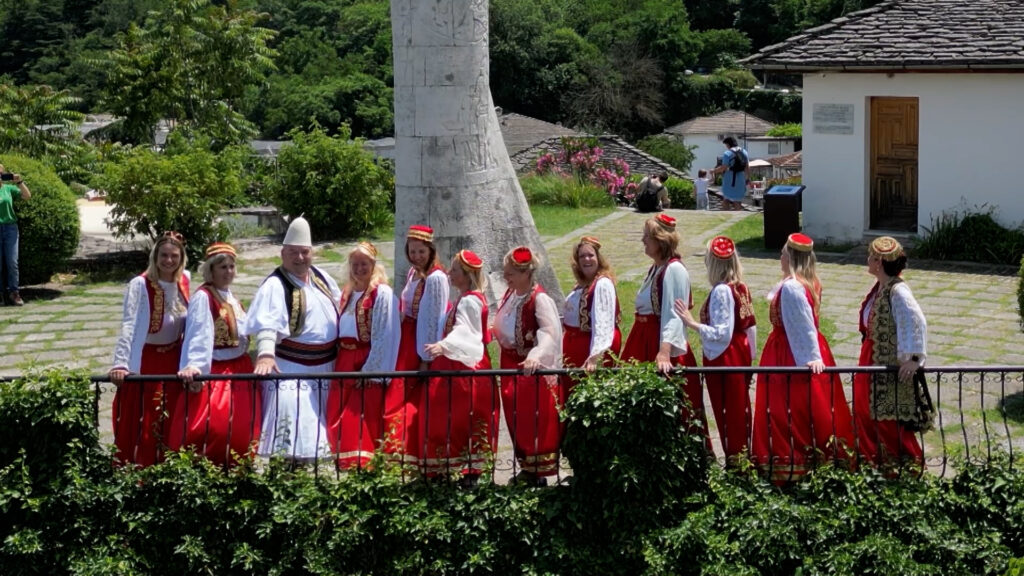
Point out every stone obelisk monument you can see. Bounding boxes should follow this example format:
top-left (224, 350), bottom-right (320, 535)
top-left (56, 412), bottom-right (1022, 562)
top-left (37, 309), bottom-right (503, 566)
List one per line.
top-left (390, 0), bottom-right (563, 308)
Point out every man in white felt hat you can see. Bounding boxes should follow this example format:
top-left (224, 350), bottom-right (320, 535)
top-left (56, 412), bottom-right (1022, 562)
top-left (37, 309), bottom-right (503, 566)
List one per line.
top-left (242, 216), bottom-right (341, 461)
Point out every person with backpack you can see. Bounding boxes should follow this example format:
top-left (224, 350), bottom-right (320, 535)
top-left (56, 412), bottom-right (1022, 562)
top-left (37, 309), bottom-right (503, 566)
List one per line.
top-left (711, 137), bottom-right (748, 211)
top-left (635, 170), bottom-right (670, 213)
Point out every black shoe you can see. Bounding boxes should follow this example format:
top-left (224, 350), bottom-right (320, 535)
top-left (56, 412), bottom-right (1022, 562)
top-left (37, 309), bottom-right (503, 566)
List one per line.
top-left (8, 291), bottom-right (23, 306)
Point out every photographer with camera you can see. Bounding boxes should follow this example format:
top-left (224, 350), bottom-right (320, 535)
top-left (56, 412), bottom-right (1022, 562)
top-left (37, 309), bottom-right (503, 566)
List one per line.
top-left (0, 165), bottom-right (31, 306)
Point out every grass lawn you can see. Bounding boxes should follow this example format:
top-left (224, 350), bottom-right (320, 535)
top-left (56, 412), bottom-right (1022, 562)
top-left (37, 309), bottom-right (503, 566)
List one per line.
top-left (530, 205), bottom-right (617, 238)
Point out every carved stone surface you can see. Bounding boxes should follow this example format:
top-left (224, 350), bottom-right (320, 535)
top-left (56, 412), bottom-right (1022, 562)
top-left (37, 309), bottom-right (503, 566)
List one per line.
top-left (391, 0), bottom-right (564, 308)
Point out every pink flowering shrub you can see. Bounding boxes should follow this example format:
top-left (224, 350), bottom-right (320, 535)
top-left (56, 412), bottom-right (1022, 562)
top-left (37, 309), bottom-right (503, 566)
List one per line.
top-left (532, 137), bottom-right (633, 204)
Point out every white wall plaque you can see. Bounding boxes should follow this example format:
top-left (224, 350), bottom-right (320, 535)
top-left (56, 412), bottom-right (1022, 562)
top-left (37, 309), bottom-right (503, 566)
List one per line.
top-left (812, 103), bottom-right (855, 135)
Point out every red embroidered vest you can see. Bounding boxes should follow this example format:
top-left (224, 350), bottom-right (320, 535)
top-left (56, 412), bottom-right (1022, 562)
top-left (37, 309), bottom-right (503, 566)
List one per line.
top-left (444, 291), bottom-right (491, 345)
top-left (577, 275), bottom-right (620, 332)
top-left (700, 282), bottom-right (756, 332)
top-left (499, 284), bottom-right (543, 356)
top-left (200, 284), bottom-right (243, 349)
top-left (142, 272), bottom-right (190, 334)
top-left (405, 266), bottom-right (446, 319)
top-left (858, 282), bottom-right (881, 337)
top-left (339, 285), bottom-right (379, 343)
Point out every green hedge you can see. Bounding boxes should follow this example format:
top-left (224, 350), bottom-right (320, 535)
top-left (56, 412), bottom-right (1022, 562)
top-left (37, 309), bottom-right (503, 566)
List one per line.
top-left (3, 368), bottom-right (1024, 575)
top-left (0, 154), bottom-right (80, 285)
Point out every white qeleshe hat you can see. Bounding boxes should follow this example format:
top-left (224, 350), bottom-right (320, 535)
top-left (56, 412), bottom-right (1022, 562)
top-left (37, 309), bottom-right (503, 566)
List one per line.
top-left (283, 216), bottom-right (312, 247)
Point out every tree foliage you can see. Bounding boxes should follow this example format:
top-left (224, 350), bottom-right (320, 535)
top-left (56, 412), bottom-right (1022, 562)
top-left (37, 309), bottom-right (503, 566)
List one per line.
top-left (269, 124), bottom-right (393, 240)
top-left (98, 133), bottom-right (248, 264)
top-left (0, 84), bottom-right (89, 182)
top-left (98, 0), bottom-right (277, 146)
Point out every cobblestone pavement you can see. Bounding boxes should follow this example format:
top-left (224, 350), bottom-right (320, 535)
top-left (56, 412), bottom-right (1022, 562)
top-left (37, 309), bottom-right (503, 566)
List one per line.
top-left (4, 208), bottom-right (1023, 474)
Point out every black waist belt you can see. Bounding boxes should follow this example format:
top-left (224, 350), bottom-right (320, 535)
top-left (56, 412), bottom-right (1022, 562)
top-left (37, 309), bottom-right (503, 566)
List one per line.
top-left (277, 339), bottom-right (338, 366)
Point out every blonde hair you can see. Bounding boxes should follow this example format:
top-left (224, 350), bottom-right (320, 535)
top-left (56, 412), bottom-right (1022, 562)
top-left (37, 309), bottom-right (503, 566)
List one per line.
top-left (346, 245), bottom-right (389, 291)
top-left (570, 239), bottom-right (615, 285)
top-left (704, 248), bottom-right (743, 286)
top-left (643, 218), bottom-right (681, 262)
top-left (785, 245), bottom-right (821, 312)
top-left (145, 236), bottom-right (187, 281)
top-left (452, 255), bottom-right (487, 294)
top-left (199, 252), bottom-right (235, 284)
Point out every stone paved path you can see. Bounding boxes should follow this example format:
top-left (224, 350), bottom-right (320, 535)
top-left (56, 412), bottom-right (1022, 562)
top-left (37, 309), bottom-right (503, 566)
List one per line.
top-left (4, 207), bottom-right (1023, 474)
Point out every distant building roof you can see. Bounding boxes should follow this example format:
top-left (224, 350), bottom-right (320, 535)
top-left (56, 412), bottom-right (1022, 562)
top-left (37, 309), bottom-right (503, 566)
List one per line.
top-left (742, 0), bottom-right (1024, 71)
top-left (767, 150), bottom-right (802, 169)
top-left (664, 110), bottom-right (775, 137)
top-left (498, 111), bottom-right (582, 157)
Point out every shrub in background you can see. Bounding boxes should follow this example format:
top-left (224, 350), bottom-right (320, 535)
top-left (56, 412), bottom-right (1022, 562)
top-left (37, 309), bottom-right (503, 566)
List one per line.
top-left (0, 154), bottom-right (80, 285)
top-left (916, 207), bottom-right (1024, 265)
top-left (664, 177), bottom-right (695, 209)
top-left (520, 173), bottom-right (615, 208)
top-left (534, 136), bottom-right (630, 201)
top-left (99, 133), bottom-right (248, 265)
top-left (269, 124), bottom-right (393, 241)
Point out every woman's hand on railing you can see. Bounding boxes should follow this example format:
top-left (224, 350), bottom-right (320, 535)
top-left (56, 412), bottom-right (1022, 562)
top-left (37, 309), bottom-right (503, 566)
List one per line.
top-left (177, 366), bottom-right (203, 393)
top-left (108, 368), bottom-right (129, 387)
top-left (899, 358), bottom-right (921, 382)
top-left (806, 360), bottom-right (825, 374)
top-left (520, 357), bottom-right (541, 375)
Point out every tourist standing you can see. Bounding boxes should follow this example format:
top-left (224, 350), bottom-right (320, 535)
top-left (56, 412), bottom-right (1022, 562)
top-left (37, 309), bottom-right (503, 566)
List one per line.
top-left (0, 164), bottom-right (30, 306)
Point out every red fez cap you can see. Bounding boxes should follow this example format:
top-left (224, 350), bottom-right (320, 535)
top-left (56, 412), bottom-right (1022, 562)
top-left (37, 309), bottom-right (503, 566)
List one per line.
top-left (457, 249), bottom-right (484, 270)
top-left (205, 242), bottom-right (236, 259)
top-left (511, 246), bottom-right (533, 265)
top-left (655, 213), bottom-right (676, 230)
top-left (787, 233), bottom-right (814, 252)
top-left (709, 236), bottom-right (735, 259)
top-left (408, 224), bottom-right (434, 243)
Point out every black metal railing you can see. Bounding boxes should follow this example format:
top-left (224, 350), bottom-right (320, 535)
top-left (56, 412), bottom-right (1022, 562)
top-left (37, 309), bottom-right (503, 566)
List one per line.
top-left (86, 365), bottom-right (1024, 482)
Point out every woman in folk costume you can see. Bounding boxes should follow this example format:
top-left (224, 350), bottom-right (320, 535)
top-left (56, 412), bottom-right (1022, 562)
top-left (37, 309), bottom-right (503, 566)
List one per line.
top-left (621, 214), bottom-right (709, 445)
top-left (674, 236), bottom-right (757, 465)
top-left (562, 236), bottom-right (621, 384)
top-left (494, 246), bottom-right (563, 486)
top-left (109, 231), bottom-right (190, 467)
top-left (853, 236), bottom-right (929, 468)
top-left (385, 224), bottom-right (450, 465)
top-left (326, 241), bottom-right (400, 470)
top-left (751, 233), bottom-right (854, 484)
top-left (173, 242), bottom-right (261, 467)
top-left (422, 250), bottom-right (498, 483)
top-left (243, 217), bottom-right (342, 461)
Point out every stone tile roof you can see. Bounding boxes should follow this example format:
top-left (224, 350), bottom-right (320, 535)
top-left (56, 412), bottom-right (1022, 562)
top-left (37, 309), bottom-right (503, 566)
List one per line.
top-left (664, 110), bottom-right (775, 137)
top-left (767, 150), bottom-right (802, 168)
top-left (508, 135), bottom-right (687, 180)
top-left (742, 0), bottom-right (1024, 70)
top-left (497, 111), bottom-right (582, 157)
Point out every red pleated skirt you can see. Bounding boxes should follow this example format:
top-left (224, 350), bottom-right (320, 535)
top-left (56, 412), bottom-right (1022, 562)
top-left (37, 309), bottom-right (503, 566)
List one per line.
top-left (382, 317), bottom-right (422, 465)
top-left (852, 337), bottom-right (923, 468)
top-left (561, 324), bottom-right (621, 395)
top-left (499, 347), bottom-right (565, 477)
top-left (421, 354), bottom-right (498, 477)
top-left (621, 315), bottom-right (710, 445)
top-left (166, 354), bottom-right (261, 467)
top-left (112, 341), bottom-right (182, 467)
top-left (326, 339), bottom-right (384, 469)
top-left (703, 340), bottom-right (753, 462)
top-left (751, 330), bottom-right (855, 484)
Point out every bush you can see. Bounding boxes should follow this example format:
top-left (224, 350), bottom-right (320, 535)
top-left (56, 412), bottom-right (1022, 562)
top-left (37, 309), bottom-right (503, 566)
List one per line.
top-left (916, 207), bottom-right (1024, 265)
top-left (635, 135), bottom-right (696, 175)
top-left (520, 173), bottom-right (616, 208)
top-left (269, 124), bottom-right (393, 240)
top-left (0, 154), bottom-right (80, 285)
top-left (99, 133), bottom-right (248, 265)
top-left (664, 177), bottom-right (696, 209)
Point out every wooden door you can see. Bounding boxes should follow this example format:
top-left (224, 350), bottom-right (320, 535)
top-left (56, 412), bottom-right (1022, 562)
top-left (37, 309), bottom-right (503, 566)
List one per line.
top-left (869, 97), bottom-right (918, 231)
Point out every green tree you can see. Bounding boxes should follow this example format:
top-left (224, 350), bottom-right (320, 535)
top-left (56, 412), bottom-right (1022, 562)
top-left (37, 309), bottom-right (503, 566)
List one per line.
top-left (99, 133), bottom-right (247, 264)
top-left (269, 124), bottom-right (393, 240)
top-left (99, 0), bottom-right (277, 146)
top-left (766, 122), bottom-right (801, 138)
top-left (0, 84), bottom-right (89, 182)
top-left (636, 134), bottom-right (696, 175)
